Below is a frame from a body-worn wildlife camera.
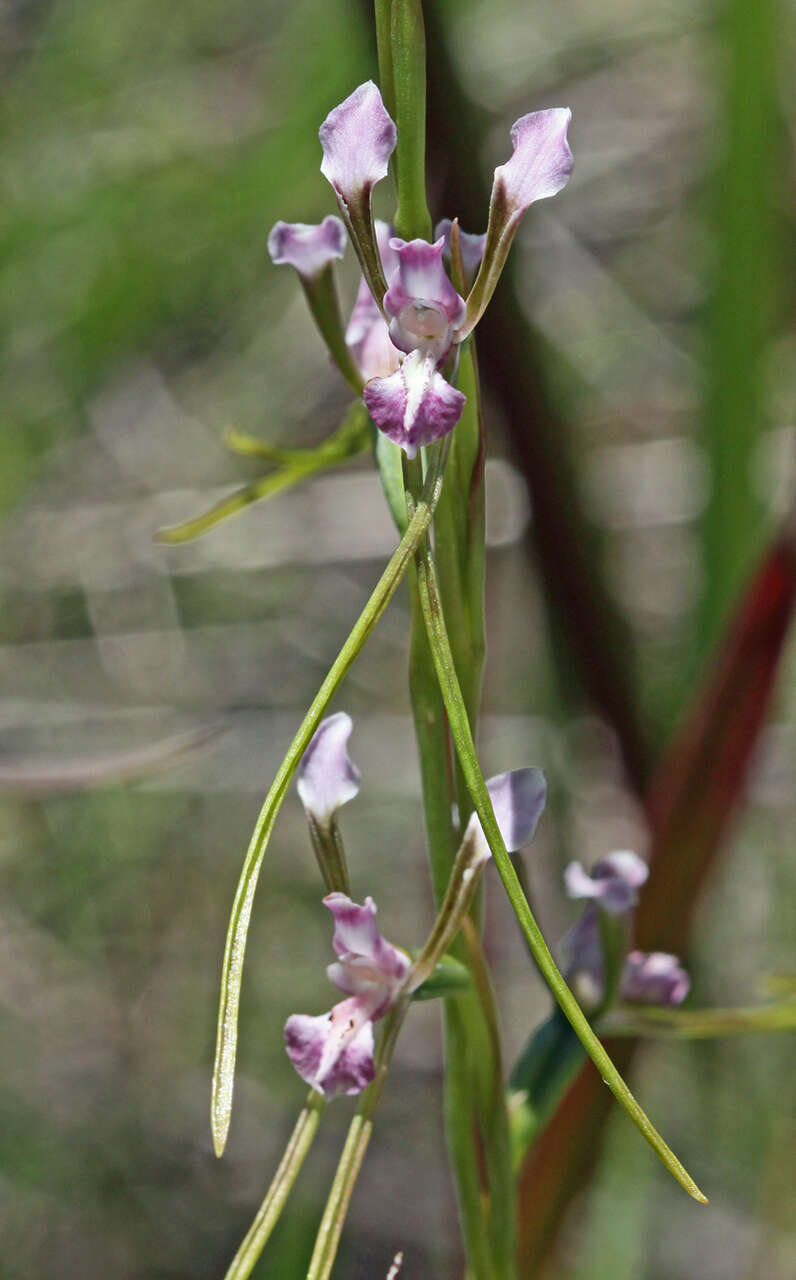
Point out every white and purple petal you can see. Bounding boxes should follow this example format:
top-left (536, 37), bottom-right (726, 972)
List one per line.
top-left (463, 767), bottom-right (547, 863)
top-left (346, 223), bottom-right (402, 379)
top-left (267, 216), bottom-right (347, 280)
top-left (296, 713), bottom-right (360, 829)
top-left (494, 108), bottom-right (574, 219)
top-left (325, 893), bottom-right (410, 987)
top-left (620, 951), bottom-right (690, 1007)
top-left (284, 999), bottom-right (376, 1097)
top-left (319, 81), bottom-right (397, 205)
top-left (460, 107), bottom-right (573, 339)
top-left (363, 349), bottom-right (466, 458)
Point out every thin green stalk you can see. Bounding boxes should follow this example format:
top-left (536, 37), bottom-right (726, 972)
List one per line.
top-left (412, 530), bottom-right (708, 1205)
top-left (210, 449), bottom-right (448, 1157)
top-left (374, 0), bottom-right (397, 122)
top-left (391, 0), bottom-right (433, 241)
top-left (223, 1091), bottom-right (325, 1280)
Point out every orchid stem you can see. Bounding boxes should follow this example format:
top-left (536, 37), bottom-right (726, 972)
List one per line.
top-left (223, 1091), bottom-right (325, 1280)
top-left (409, 505), bottom-right (708, 1206)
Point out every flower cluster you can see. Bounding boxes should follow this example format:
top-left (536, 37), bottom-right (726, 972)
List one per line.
top-left (285, 715), bottom-right (546, 1097)
top-left (562, 852), bottom-right (690, 1009)
top-left (268, 80), bottom-right (573, 457)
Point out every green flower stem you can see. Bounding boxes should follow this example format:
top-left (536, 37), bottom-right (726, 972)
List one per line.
top-left (210, 447), bottom-right (448, 1158)
top-left (223, 1091), bottom-right (326, 1280)
top-left (305, 814), bottom-right (351, 895)
top-left (374, 0), bottom-right (397, 123)
top-left (158, 403), bottom-right (370, 545)
top-left (306, 1000), bottom-right (408, 1280)
top-left (411, 525), bottom-right (709, 1206)
top-left (431, 338), bottom-right (486, 826)
top-left (391, 0), bottom-right (433, 241)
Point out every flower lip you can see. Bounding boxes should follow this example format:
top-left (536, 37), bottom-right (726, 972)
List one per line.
top-left (284, 1002), bottom-right (376, 1098)
top-left (267, 215), bottom-right (347, 280)
top-left (319, 80), bottom-right (397, 204)
top-left (363, 348), bottom-right (466, 459)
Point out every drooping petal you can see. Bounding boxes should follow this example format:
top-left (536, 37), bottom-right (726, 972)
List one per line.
top-left (435, 219), bottom-right (487, 282)
top-left (325, 893), bottom-right (410, 988)
top-left (296, 713), bottom-right (361, 829)
top-left (494, 108), bottom-right (574, 218)
top-left (346, 223), bottom-right (401, 379)
top-left (564, 850), bottom-right (648, 915)
top-left (349, 313), bottom-right (402, 381)
top-left (284, 999), bottom-right (376, 1097)
top-left (267, 216), bottom-right (347, 280)
top-left (346, 224), bottom-right (401, 367)
top-left (363, 349), bottom-right (466, 458)
top-left (460, 107), bottom-right (573, 338)
top-left (463, 767), bottom-right (547, 863)
top-left (320, 81), bottom-right (397, 204)
top-left (620, 951), bottom-right (690, 1006)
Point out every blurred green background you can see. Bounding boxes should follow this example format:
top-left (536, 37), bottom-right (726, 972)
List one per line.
top-left (1, 0), bottom-right (794, 1276)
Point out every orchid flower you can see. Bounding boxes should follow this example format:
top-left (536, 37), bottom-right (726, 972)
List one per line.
top-left (564, 850), bottom-right (649, 915)
top-left (285, 766), bottom-right (546, 1097)
top-left (268, 82), bottom-right (572, 458)
top-left (285, 894), bottom-right (410, 1098)
top-left (561, 851), bottom-right (689, 1010)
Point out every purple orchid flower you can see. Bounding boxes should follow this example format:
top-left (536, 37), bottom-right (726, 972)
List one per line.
top-left (564, 850), bottom-right (649, 915)
top-left (296, 713), bottom-right (361, 831)
top-left (309, 82), bottom-right (573, 456)
top-left (285, 765), bottom-right (545, 1096)
top-left (361, 235), bottom-right (467, 458)
top-left (284, 894), bottom-right (410, 1098)
top-left (620, 950), bottom-right (690, 1007)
